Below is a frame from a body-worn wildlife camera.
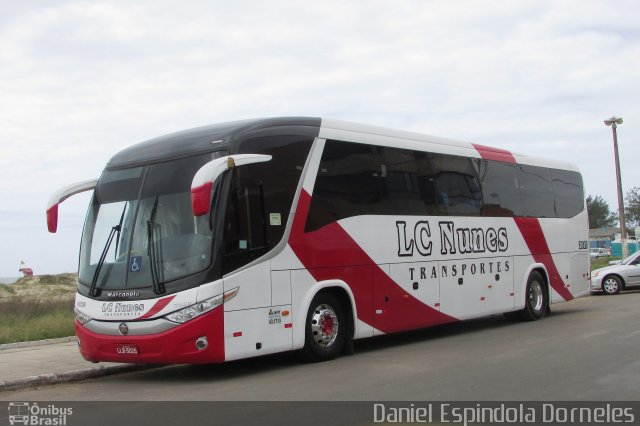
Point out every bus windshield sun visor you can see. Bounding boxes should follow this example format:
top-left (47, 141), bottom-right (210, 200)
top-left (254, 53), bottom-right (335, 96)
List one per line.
top-left (191, 154), bottom-right (272, 216)
top-left (46, 178), bottom-right (99, 233)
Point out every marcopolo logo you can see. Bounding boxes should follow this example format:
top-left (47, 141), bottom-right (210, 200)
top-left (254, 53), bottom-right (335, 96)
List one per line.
top-left (106, 290), bottom-right (141, 300)
top-left (8, 402), bottom-right (73, 425)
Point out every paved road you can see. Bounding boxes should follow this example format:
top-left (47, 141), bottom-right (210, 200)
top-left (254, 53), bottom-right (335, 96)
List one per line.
top-left (2, 292), bottom-right (639, 401)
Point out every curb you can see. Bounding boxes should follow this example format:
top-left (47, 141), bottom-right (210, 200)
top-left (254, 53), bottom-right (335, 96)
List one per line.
top-left (0, 336), bottom-right (77, 351)
top-left (0, 364), bottom-right (153, 392)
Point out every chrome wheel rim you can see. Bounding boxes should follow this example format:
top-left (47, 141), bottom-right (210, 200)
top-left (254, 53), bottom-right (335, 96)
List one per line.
top-left (528, 280), bottom-right (544, 312)
top-left (310, 303), bottom-right (339, 347)
top-left (603, 278), bottom-right (619, 294)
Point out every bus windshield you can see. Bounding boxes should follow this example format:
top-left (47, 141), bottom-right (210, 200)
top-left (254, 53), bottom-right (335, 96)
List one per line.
top-left (78, 152), bottom-right (225, 293)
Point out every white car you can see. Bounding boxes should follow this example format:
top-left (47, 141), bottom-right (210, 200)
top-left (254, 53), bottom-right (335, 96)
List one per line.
top-left (591, 251), bottom-right (640, 295)
top-left (589, 248), bottom-right (609, 258)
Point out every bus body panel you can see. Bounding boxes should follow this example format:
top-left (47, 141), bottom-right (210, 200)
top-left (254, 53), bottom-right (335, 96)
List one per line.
top-left (224, 305), bottom-right (293, 361)
top-left (271, 270), bottom-right (292, 306)
top-left (388, 261), bottom-right (440, 312)
top-left (223, 262), bottom-right (271, 311)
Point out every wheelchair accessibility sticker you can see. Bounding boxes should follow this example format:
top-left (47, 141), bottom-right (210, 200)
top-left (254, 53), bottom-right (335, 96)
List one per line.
top-left (130, 256), bottom-right (142, 272)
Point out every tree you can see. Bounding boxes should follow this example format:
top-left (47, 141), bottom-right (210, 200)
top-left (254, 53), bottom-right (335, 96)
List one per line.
top-left (625, 187), bottom-right (640, 228)
top-left (586, 195), bottom-right (617, 229)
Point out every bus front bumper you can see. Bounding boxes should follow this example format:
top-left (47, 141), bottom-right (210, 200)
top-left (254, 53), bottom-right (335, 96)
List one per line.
top-left (75, 306), bottom-right (225, 364)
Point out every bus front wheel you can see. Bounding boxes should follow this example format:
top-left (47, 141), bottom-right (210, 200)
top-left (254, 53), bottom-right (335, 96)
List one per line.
top-left (519, 271), bottom-right (548, 321)
top-left (303, 293), bottom-right (346, 362)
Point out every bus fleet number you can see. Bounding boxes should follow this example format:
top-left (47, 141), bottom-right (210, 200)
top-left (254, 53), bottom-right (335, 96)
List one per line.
top-left (578, 241), bottom-right (588, 250)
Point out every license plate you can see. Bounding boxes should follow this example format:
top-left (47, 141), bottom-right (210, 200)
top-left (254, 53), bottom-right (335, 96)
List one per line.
top-left (116, 344), bottom-right (139, 355)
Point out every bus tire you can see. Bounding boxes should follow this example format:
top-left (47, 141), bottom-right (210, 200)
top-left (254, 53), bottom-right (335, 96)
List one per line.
top-left (518, 271), bottom-right (548, 321)
top-left (303, 292), bottom-right (346, 362)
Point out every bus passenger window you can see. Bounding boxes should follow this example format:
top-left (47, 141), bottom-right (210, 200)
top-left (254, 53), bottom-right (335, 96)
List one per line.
top-left (306, 141), bottom-right (381, 232)
top-left (431, 155), bottom-right (482, 216)
top-left (551, 169), bottom-right (584, 218)
top-left (518, 165), bottom-right (554, 218)
top-left (479, 161), bottom-right (522, 217)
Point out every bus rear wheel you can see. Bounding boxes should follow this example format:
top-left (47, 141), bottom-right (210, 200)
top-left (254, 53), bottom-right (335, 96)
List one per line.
top-left (519, 271), bottom-right (548, 321)
top-left (303, 293), bottom-right (346, 362)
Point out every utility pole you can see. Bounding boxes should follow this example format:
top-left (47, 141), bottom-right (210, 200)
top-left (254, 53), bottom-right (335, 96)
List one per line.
top-left (604, 116), bottom-right (627, 258)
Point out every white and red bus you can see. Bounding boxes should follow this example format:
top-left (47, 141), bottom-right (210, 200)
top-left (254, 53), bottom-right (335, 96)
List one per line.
top-left (47, 118), bottom-right (589, 364)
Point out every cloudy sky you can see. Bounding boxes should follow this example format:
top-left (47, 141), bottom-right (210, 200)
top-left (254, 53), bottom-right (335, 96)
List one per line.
top-left (1, 0), bottom-right (639, 277)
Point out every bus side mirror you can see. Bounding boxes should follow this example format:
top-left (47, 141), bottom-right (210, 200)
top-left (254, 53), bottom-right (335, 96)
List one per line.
top-left (191, 154), bottom-right (272, 216)
top-left (46, 179), bottom-right (98, 233)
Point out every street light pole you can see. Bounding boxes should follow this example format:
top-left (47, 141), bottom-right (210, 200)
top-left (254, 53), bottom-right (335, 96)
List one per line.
top-left (604, 116), bottom-right (627, 258)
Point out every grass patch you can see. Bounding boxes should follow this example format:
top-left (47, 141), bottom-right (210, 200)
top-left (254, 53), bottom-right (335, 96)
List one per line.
top-left (0, 298), bottom-right (76, 344)
top-left (591, 256), bottom-right (621, 271)
top-left (0, 284), bottom-right (16, 295)
top-left (0, 273), bottom-right (77, 344)
top-left (1, 274), bottom-right (77, 303)
top-left (28, 273), bottom-right (77, 286)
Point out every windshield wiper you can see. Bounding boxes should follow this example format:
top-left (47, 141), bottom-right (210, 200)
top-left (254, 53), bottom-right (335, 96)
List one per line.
top-left (89, 204), bottom-right (127, 297)
top-left (147, 195), bottom-right (166, 295)
top-left (113, 204), bottom-right (127, 260)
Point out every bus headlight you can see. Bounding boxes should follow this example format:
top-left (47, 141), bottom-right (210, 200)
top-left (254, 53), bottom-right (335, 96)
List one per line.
top-left (75, 308), bottom-right (92, 325)
top-left (164, 288), bottom-right (238, 324)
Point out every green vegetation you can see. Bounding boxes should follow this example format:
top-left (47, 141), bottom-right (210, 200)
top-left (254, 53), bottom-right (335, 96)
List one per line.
top-left (587, 195), bottom-right (617, 229)
top-left (588, 185), bottom-right (640, 229)
top-left (0, 273), bottom-right (77, 344)
top-left (0, 299), bottom-right (75, 344)
top-left (591, 257), bottom-right (620, 271)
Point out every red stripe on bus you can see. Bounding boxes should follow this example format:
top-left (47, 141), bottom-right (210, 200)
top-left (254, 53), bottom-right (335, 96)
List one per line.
top-left (513, 217), bottom-right (574, 301)
top-left (289, 190), bottom-right (456, 334)
top-left (138, 295), bottom-right (176, 319)
top-left (472, 143), bottom-right (516, 164)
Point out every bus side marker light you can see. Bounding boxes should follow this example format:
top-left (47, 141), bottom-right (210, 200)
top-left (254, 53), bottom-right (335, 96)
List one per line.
top-left (233, 332), bottom-right (242, 337)
top-left (480, 297), bottom-right (486, 301)
top-left (284, 323), bottom-right (292, 329)
top-left (224, 288), bottom-right (239, 303)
